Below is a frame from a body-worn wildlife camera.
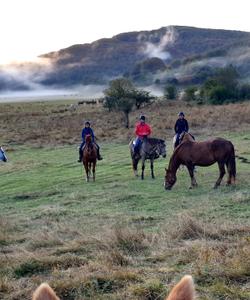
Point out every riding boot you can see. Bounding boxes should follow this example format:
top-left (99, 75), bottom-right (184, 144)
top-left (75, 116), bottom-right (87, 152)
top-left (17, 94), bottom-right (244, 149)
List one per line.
top-left (78, 148), bottom-right (83, 162)
top-left (97, 148), bottom-right (103, 160)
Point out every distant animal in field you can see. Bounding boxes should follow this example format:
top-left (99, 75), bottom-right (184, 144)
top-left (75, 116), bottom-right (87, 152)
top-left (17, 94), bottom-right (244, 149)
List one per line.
top-left (32, 275), bottom-right (195, 300)
top-left (0, 146), bottom-right (7, 162)
top-left (165, 133), bottom-right (236, 190)
top-left (130, 137), bottom-right (167, 179)
top-left (82, 134), bottom-right (97, 182)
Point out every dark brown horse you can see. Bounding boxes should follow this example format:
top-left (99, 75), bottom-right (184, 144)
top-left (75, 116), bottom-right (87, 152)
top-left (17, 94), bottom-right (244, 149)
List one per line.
top-left (165, 132), bottom-right (236, 190)
top-left (83, 135), bottom-right (97, 182)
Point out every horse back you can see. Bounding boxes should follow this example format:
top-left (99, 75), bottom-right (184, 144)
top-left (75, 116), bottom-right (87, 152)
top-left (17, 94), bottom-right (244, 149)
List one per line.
top-left (176, 138), bottom-right (235, 166)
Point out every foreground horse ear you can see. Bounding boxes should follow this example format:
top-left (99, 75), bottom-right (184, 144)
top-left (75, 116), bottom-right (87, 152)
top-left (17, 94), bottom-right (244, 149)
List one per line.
top-left (165, 275), bottom-right (195, 300)
top-left (32, 283), bottom-right (60, 300)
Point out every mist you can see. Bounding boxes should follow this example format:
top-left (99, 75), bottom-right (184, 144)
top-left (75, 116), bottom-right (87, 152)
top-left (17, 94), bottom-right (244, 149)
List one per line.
top-left (141, 26), bottom-right (177, 60)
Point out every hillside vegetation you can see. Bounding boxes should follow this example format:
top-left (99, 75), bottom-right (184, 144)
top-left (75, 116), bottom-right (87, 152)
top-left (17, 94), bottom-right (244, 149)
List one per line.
top-left (0, 100), bottom-right (250, 299)
top-left (2, 26), bottom-right (250, 91)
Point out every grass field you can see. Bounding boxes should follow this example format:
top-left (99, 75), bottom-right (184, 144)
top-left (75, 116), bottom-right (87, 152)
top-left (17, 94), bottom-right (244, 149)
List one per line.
top-left (0, 101), bottom-right (250, 299)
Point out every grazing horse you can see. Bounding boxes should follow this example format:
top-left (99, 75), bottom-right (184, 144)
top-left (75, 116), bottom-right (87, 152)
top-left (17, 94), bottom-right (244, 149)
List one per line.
top-left (130, 137), bottom-right (167, 179)
top-left (82, 135), bottom-right (97, 182)
top-left (165, 133), bottom-right (236, 190)
top-left (32, 275), bottom-right (195, 300)
top-left (0, 146), bottom-right (7, 162)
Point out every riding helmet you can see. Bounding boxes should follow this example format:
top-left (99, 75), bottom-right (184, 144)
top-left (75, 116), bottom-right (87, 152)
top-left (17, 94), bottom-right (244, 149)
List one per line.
top-left (140, 115), bottom-right (146, 121)
top-left (85, 121), bottom-right (91, 126)
top-left (178, 112), bottom-right (185, 117)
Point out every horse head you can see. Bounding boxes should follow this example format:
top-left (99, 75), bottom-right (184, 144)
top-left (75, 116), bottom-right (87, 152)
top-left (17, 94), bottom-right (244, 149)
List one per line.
top-left (85, 134), bottom-right (92, 144)
top-left (157, 139), bottom-right (167, 158)
top-left (164, 168), bottom-right (176, 190)
top-left (0, 147), bottom-right (7, 162)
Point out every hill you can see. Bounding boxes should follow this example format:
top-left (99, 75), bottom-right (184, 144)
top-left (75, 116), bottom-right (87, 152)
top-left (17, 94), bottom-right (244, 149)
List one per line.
top-left (39, 26), bottom-right (250, 86)
top-left (2, 26), bottom-right (250, 92)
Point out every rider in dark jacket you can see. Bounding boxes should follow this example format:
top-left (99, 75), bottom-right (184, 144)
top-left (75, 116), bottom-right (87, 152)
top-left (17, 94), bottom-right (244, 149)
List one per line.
top-left (174, 112), bottom-right (189, 148)
top-left (78, 121), bottom-right (102, 162)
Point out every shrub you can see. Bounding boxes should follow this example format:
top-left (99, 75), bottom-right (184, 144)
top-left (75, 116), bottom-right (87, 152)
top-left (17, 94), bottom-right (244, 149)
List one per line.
top-left (164, 85), bottom-right (177, 100)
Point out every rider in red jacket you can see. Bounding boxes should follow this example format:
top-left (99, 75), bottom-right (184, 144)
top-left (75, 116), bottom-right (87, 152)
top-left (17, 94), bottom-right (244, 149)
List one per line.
top-left (133, 115), bottom-right (152, 157)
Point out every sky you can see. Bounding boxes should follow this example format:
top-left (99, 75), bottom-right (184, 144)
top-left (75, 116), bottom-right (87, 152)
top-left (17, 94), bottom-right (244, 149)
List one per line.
top-left (0, 0), bottom-right (250, 65)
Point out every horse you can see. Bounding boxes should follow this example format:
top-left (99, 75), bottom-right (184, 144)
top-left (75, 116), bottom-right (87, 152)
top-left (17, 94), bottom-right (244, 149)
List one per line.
top-left (130, 137), bottom-right (167, 180)
top-left (165, 133), bottom-right (236, 190)
top-left (0, 146), bottom-right (7, 162)
top-left (82, 135), bottom-right (97, 182)
top-left (32, 275), bottom-right (195, 300)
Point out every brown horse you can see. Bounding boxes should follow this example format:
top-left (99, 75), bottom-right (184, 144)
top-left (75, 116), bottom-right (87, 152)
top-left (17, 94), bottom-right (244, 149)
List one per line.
top-left (83, 134), bottom-right (97, 182)
top-left (165, 133), bottom-right (236, 190)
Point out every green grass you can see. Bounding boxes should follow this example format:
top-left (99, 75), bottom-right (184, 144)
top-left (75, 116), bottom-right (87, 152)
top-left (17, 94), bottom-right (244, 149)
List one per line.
top-left (0, 132), bottom-right (250, 299)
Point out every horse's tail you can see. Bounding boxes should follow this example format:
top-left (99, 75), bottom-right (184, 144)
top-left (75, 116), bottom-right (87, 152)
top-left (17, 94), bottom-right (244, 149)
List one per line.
top-left (227, 144), bottom-right (236, 181)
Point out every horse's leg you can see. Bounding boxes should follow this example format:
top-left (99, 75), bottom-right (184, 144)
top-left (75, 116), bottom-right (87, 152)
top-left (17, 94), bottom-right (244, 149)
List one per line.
top-left (187, 164), bottom-right (197, 188)
top-left (226, 156), bottom-right (236, 185)
top-left (83, 161), bottom-right (89, 182)
top-left (150, 158), bottom-right (155, 179)
top-left (132, 158), bottom-right (139, 177)
top-left (226, 162), bottom-right (231, 185)
top-left (214, 162), bottom-right (225, 188)
top-left (141, 157), bottom-right (145, 180)
top-left (92, 161), bottom-right (96, 182)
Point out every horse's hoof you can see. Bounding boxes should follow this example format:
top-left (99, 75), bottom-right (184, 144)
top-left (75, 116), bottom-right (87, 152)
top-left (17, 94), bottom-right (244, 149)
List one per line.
top-left (189, 186), bottom-right (193, 189)
top-left (213, 185), bottom-right (218, 189)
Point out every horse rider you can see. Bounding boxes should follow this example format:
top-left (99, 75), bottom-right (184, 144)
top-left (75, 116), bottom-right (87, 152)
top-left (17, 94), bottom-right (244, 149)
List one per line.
top-left (133, 115), bottom-right (152, 158)
top-left (78, 121), bottom-right (103, 162)
top-left (174, 112), bottom-right (189, 148)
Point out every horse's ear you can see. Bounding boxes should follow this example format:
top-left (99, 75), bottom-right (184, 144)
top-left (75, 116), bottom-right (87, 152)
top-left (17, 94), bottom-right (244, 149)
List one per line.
top-left (165, 275), bottom-right (195, 300)
top-left (32, 283), bottom-right (60, 300)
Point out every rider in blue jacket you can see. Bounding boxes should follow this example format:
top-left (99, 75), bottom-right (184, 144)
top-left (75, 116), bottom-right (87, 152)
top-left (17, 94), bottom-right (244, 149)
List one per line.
top-left (78, 121), bottom-right (102, 162)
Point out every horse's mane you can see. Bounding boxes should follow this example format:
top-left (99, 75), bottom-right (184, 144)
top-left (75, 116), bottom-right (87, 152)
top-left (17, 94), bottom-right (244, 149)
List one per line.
top-left (147, 137), bottom-right (165, 144)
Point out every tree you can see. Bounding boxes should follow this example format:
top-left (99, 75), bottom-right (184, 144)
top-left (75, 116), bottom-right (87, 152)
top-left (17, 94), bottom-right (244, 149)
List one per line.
top-left (239, 83), bottom-right (250, 100)
top-left (183, 86), bottom-right (197, 102)
top-left (103, 78), bottom-right (154, 128)
top-left (164, 85), bottom-right (177, 100)
top-left (133, 89), bottom-right (154, 109)
top-left (200, 66), bottom-right (239, 104)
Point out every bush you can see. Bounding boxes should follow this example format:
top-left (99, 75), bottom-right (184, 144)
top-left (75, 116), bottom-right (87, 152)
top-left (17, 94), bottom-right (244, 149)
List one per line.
top-left (164, 85), bottom-right (177, 100)
top-left (183, 86), bottom-right (197, 102)
top-left (208, 85), bottom-right (230, 104)
top-left (239, 83), bottom-right (250, 100)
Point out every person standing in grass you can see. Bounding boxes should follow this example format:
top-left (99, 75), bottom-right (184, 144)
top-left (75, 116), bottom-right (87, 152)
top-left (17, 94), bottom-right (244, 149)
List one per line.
top-left (174, 112), bottom-right (189, 148)
top-left (78, 121), bottom-right (103, 162)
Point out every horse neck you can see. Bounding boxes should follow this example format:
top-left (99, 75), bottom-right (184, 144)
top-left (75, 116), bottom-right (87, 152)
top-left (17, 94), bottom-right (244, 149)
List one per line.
top-left (183, 133), bottom-right (194, 143)
top-left (85, 140), bottom-right (93, 151)
top-left (169, 152), bottom-right (181, 174)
